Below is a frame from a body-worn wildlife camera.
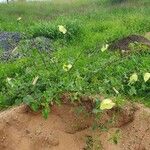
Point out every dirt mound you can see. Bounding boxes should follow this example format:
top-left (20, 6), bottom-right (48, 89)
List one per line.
top-left (109, 34), bottom-right (150, 51)
top-left (0, 103), bottom-right (150, 150)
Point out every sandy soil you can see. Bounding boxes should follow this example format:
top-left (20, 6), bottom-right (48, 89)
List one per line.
top-left (0, 102), bottom-right (150, 150)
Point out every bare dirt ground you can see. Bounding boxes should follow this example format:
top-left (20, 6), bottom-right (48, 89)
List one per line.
top-left (0, 102), bottom-right (150, 150)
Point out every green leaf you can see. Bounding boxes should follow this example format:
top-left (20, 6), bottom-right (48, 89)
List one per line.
top-left (95, 98), bottom-right (101, 109)
top-left (129, 73), bottom-right (138, 84)
top-left (129, 86), bottom-right (137, 96)
top-left (23, 95), bottom-right (34, 105)
top-left (42, 107), bottom-right (50, 119)
top-left (31, 103), bottom-right (39, 112)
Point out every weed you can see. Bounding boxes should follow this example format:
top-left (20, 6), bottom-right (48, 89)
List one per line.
top-left (0, 0), bottom-right (150, 116)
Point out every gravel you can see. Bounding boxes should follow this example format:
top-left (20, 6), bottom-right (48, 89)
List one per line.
top-left (0, 32), bottom-right (54, 61)
top-left (0, 32), bottom-right (22, 60)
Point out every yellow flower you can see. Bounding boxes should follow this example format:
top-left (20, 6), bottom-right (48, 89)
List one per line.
top-left (143, 72), bottom-right (150, 82)
top-left (113, 87), bottom-right (119, 94)
top-left (32, 76), bottom-right (39, 85)
top-left (17, 17), bottom-right (22, 21)
top-left (100, 99), bottom-right (115, 110)
top-left (101, 44), bottom-right (109, 52)
top-left (58, 25), bottom-right (67, 34)
top-left (6, 77), bottom-right (11, 82)
top-left (129, 73), bottom-right (138, 84)
top-left (51, 57), bottom-right (58, 63)
top-left (63, 64), bottom-right (72, 71)
top-left (6, 77), bottom-right (14, 87)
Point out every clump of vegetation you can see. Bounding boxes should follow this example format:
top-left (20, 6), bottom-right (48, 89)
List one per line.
top-left (0, 0), bottom-right (150, 118)
top-left (28, 20), bottom-right (83, 42)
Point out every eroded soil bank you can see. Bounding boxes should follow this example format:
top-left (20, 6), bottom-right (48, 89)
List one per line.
top-left (0, 102), bottom-right (150, 150)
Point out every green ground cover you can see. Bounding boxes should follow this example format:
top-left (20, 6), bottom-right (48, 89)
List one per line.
top-left (0, 0), bottom-right (149, 117)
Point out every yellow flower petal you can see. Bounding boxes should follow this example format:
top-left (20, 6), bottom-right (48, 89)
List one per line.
top-left (32, 76), bottom-right (39, 85)
top-left (58, 25), bottom-right (67, 34)
top-left (113, 87), bottom-right (119, 94)
top-left (144, 72), bottom-right (150, 82)
top-left (129, 73), bottom-right (138, 84)
top-left (63, 64), bottom-right (72, 72)
top-left (100, 99), bottom-right (115, 110)
top-left (6, 77), bottom-right (14, 87)
top-left (101, 44), bottom-right (109, 52)
top-left (17, 17), bottom-right (22, 21)
top-left (6, 77), bottom-right (12, 82)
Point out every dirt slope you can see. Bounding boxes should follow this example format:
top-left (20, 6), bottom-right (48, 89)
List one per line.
top-left (0, 103), bottom-right (150, 150)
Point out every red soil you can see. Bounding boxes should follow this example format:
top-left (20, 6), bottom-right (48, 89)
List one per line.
top-left (0, 102), bottom-right (150, 150)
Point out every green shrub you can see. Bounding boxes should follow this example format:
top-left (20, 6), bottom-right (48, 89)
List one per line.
top-left (28, 20), bottom-right (83, 42)
top-left (0, 0), bottom-right (150, 117)
top-left (0, 43), bottom-right (149, 118)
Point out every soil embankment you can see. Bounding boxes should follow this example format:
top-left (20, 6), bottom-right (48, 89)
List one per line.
top-left (0, 102), bottom-right (150, 150)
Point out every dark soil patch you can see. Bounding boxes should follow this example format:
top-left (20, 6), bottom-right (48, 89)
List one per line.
top-left (109, 34), bottom-right (150, 51)
top-left (0, 32), bottom-right (54, 61)
top-left (0, 32), bottom-right (22, 60)
top-left (0, 32), bottom-right (21, 51)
